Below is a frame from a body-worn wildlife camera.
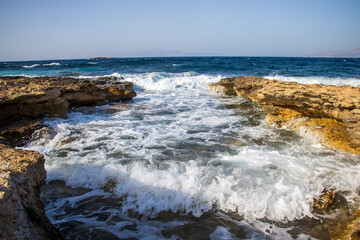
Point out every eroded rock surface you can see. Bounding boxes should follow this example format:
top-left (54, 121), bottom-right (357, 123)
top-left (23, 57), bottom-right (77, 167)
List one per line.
top-left (0, 76), bottom-right (136, 126)
top-left (209, 76), bottom-right (360, 154)
top-left (0, 144), bottom-right (62, 239)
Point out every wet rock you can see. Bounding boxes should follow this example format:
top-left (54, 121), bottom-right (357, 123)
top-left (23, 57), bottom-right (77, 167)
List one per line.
top-left (312, 189), bottom-right (336, 211)
top-left (0, 144), bottom-right (63, 240)
top-left (209, 76), bottom-right (360, 154)
top-left (96, 75), bottom-right (124, 82)
top-left (103, 179), bottom-right (117, 193)
top-left (0, 136), bottom-right (10, 145)
top-left (329, 209), bottom-right (360, 240)
top-left (0, 120), bottom-right (43, 147)
top-left (57, 221), bottom-right (120, 240)
top-left (41, 180), bottom-right (90, 204)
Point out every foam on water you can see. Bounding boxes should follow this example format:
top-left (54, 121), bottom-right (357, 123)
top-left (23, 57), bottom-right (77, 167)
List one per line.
top-left (22, 63), bottom-right (40, 68)
top-left (25, 71), bottom-right (360, 238)
top-left (265, 75), bottom-right (360, 87)
top-left (43, 62), bottom-right (61, 66)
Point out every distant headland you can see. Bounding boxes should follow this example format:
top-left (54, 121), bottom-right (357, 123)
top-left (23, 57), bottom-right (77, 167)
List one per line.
top-left (89, 57), bottom-right (116, 60)
top-left (311, 47), bottom-right (360, 58)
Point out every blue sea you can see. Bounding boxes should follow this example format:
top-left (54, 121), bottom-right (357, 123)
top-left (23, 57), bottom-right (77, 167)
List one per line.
top-left (1, 57), bottom-right (360, 239)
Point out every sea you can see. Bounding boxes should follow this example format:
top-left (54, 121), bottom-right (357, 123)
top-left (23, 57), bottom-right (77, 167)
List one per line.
top-left (1, 57), bottom-right (360, 239)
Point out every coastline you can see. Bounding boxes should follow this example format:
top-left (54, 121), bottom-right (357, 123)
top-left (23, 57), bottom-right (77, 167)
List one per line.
top-left (0, 74), bottom-right (357, 239)
top-left (209, 76), bottom-right (360, 155)
top-left (209, 76), bottom-right (360, 239)
top-left (0, 76), bottom-right (136, 240)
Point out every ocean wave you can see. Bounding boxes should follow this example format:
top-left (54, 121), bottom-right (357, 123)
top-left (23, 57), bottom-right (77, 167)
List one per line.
top-left (264, 75), bottom-right (360, 87)
top-left (25, 78), bottom-right (360, 223)
top-left (29, 112), bottom-right (360, 222)
top-left (43, 62), bottom-right (61, 66)
top-left (0, 73), bottom-right (40, 77)
top-left (114, 72), bottom-right (222, 92)
top-left (76, 75), bottom-right (97, 79)
top-left (22, 64), bottom-right (40, 68)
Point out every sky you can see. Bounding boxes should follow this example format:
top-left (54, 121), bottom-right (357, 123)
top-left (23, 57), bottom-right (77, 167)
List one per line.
top-left (0, 0), bottom-right (359, 61)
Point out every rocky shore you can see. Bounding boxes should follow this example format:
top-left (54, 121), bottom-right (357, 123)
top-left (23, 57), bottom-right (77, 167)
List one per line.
top-left (210, 76), bottom-right (360, 239)
top-left (0, 76), bottom-right (136, 127)
top-left (2, 74), bottom-right (360, 239)
top-left (0, 76), bottom-right (136, 240)
top-left (209, 76), bottom-right (360, 155)
top-left (0, 144), bottom-right (63, 239)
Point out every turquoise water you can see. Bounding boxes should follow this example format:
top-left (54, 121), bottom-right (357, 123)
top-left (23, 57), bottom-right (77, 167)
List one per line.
top-left (3, 57), bottom-right (360, 239)
top-left (1, 57), bottom-right (360, 79)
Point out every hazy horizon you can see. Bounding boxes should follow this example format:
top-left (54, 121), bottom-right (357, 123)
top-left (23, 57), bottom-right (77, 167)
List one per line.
top-left (2, 53), bottom-right (360, 63)
top-left (1, 0), bottom-right (359, 61)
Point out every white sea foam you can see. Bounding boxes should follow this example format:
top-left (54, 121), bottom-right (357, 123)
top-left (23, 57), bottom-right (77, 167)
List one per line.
top-left (22, 64), bottom-right (40, 68)
top-left (1, 73), bottom-right (39, 77)
top-left (25, 71), bottom-right (360, 238)
top-left (113, 71), bottom-right (221, 92)
top-left (43, 62), bottom-right (61, 66)
top-left (265, 75), bottom-right (360, 87)
top-left (76, 75), bottom-right (97, 79)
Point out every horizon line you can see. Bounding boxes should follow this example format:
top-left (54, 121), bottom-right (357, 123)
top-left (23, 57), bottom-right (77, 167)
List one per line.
top-left (1, 55), bottom-right (360, 62)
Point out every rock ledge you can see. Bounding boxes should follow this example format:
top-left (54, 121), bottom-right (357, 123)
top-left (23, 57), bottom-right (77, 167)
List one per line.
top-left (209, 76), bottom-right (360, 155)
top-left (0, 76), bottom-right (136, 126)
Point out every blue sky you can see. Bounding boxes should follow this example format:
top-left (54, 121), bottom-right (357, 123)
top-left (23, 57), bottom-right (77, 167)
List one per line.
top-left (0, 0), bottom-right (359, 61)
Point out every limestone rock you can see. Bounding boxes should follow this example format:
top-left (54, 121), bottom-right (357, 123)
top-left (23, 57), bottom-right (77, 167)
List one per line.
top-left (329, 209), bottom-right (360, 240)
top-left (0, 76), bottom-right (136, 127)
top-left (209, 76), bottom-right (360, 154)
top-left (313, 189), bottom-right (336, 210)
top-left (0, 144), bottom-right (62, 240)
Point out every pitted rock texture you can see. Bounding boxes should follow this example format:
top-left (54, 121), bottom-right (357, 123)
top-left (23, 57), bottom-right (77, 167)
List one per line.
top-left (209, 76), bottom-right (360, 154)
top-left (0, 76), bottom-right (136, 126)
top-left (0, 143), bottom-right (62, 240)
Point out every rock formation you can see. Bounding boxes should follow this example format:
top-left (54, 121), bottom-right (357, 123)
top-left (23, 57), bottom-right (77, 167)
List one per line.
top-left (0, 143), bottom-right (62, 239)
top-left (0, 76), bottom-right (136, 127)
top-left (0, 76), bottom-right (136, 240)
top-left (210, 76), bottom-right (360, 239)
top-left (209, 76), bottom-right (360, 155)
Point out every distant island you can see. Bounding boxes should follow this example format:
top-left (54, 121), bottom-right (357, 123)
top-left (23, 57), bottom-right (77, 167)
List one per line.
top-left (311, 47), bottom-right (360, 58)
top-left (90, 57), bottom-right (116, 60)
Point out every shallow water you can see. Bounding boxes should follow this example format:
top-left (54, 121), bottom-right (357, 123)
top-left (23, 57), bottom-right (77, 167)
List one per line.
top-left (3, 57), bottom-right (359, 239)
